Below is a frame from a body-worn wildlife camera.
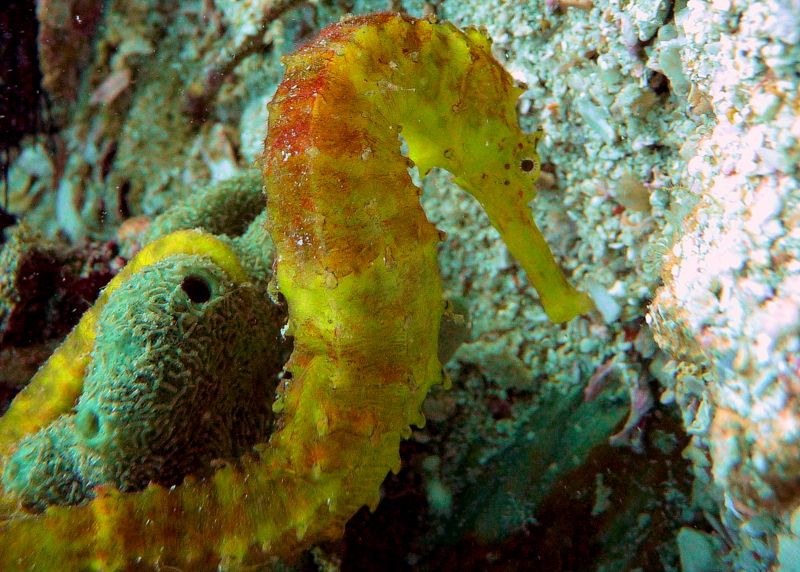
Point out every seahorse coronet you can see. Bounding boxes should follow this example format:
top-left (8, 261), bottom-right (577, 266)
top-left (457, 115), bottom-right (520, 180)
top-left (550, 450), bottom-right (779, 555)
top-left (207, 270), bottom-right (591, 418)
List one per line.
top-left (0, 13), bottom-right (592, 570)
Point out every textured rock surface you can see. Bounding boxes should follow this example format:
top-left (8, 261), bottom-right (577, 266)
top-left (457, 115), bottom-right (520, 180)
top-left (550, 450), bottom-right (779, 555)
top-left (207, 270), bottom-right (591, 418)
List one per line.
top-left (645, 0), bottom-right (800, 567)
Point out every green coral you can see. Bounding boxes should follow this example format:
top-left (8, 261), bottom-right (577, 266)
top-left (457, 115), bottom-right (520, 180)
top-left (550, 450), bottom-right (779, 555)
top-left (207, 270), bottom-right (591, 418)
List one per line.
top-left (0, 222), bottom-right (60, 348)
top-left (2, 254), bottom-right (288, 510)
top-left (142, 169), bottom-right (266, 243)
top-left (140, 169), bottom-right (276, 292)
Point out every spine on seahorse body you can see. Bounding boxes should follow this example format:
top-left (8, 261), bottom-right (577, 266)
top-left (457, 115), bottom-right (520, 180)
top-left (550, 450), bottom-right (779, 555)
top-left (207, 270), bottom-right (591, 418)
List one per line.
top-left (0, 13), bottom-right (592, 571)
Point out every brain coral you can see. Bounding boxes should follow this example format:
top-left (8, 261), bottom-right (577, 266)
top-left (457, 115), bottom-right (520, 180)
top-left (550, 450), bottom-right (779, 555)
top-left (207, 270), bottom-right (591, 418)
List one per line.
top-left (2, 254), bottom-right (288, 510)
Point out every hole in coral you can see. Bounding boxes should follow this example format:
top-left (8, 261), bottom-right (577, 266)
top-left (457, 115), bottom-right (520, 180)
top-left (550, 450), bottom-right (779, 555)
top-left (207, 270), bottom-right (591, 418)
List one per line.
top-left (648, 71), bottom-right (671, 96)
top-left (181, 274), bottom-right (212, 304)
top-left (3, 454), bottom-right (21, 483)
top-left (76, 407), bottom-right (101, 440)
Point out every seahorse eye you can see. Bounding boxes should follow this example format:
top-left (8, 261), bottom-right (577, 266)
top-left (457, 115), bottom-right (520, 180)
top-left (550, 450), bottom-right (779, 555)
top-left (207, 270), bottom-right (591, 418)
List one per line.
top-left (181, 274), bottom-right (213, 304)
top-left (520, 158), bottom-right (537, 173)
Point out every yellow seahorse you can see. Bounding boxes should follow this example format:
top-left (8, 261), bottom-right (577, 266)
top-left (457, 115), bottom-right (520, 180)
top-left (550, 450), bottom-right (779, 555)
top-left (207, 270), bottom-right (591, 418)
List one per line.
top-left (0, 13), bottom-right (592, 570)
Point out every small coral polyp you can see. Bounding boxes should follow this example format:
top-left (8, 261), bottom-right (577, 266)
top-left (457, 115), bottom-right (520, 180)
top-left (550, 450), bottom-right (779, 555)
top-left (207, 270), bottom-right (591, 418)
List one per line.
top-left (0, 13), bottom-right (590, 570)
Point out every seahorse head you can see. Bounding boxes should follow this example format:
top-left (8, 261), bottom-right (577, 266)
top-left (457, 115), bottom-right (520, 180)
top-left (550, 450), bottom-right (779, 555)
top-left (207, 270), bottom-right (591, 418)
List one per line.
top-left (451, 128), bottom-right (543, 208)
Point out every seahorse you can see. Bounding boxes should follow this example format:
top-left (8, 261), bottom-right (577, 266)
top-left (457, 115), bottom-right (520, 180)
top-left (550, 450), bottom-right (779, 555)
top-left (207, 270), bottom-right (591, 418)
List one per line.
top-left (0, 13), bottom-right (592, 570)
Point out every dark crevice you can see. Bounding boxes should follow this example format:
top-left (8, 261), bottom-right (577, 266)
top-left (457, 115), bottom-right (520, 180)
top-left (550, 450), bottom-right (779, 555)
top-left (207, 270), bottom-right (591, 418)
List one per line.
top-left (0, 0), bottom-right (46, 211)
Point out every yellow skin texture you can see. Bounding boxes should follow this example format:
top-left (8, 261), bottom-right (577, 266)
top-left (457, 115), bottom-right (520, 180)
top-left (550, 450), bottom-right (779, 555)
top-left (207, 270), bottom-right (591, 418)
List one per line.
top-left (0, 13), bottom-right (592, 570)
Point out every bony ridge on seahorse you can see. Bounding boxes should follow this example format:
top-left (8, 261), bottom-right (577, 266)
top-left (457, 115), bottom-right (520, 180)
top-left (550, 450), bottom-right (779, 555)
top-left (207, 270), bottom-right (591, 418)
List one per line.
top-left (0, 12), bottom-right (593, 570)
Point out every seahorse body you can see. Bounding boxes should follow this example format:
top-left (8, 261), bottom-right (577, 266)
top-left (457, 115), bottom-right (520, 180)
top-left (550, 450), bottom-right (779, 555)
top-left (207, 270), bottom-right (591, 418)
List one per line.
top-left (0, 13), bottom-right (591, 570)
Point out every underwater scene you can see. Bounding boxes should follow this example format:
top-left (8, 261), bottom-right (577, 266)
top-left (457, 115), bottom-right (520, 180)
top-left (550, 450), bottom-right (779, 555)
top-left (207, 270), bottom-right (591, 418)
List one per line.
top-left (0, 0), bottom-right (798, 570)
